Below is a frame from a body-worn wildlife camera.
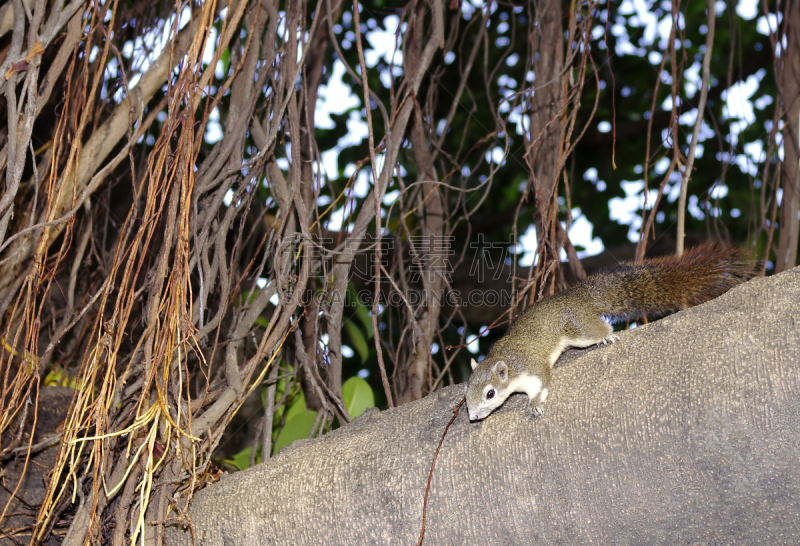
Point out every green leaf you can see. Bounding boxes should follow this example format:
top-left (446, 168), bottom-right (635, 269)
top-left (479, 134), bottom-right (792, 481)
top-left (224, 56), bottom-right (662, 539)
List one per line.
top-left (354, 304), bottom-right (374, 338)
top-left (226, 446), bottom-right (260, 471)
top-left (283, 389), bottom-right (307, 422)
top-left (237, 290), bottom-right (259, 306)
top-left (344, 319), bottom-right (370, 363)
top-left (261, 362), bottom-right (293, 418)
top-left (348, 282), bottom-right (374, 338)
top-left (272, 410), bottom-right (317, 454)
top-left (342, 376), bottom-right (375, 419)
top-left (220, 47), bottom-right (230, 76)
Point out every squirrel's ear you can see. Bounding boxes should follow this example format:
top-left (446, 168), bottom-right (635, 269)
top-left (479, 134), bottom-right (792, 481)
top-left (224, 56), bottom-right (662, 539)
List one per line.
top-left (470, 358), bottom-right (478, 370)
top-left (493, 360), bottom-right (508, 380)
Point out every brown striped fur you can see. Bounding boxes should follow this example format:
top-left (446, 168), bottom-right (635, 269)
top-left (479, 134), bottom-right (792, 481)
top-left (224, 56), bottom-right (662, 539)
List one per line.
top-left (582, 241), bottom-right (750, 321)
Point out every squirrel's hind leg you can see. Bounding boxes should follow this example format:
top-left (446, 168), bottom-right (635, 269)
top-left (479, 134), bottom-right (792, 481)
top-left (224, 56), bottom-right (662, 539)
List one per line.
top-left (564, 313), bottom-right (617, 348)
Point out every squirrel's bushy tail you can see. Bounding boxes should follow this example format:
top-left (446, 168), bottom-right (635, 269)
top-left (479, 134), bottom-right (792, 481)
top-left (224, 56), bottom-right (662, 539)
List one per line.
top-left (587, 241), bottom-right (753, 321)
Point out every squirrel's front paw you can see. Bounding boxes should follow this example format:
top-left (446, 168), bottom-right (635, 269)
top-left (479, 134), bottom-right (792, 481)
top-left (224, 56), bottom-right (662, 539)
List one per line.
top-left (528, 404), bottom-right (544, 418)
top-left (600, 334), bottom-right (619, 345)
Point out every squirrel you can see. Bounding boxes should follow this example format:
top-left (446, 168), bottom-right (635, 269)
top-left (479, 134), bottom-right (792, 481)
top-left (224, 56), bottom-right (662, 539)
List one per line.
top-left (466, 241), bottom-right (750, 421)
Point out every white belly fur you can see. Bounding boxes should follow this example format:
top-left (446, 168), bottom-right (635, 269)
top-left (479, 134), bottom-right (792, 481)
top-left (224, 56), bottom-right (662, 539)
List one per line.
top-left (506, 373), bottom-right (543, 401)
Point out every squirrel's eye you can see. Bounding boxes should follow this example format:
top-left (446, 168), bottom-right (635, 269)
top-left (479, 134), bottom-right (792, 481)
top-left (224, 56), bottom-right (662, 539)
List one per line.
top-left (486, 389), bottom-right (495, 400)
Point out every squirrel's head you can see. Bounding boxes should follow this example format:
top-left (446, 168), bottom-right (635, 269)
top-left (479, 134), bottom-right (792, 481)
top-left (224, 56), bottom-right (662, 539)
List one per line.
top-left (465, 357), bottom-right (511, 421)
